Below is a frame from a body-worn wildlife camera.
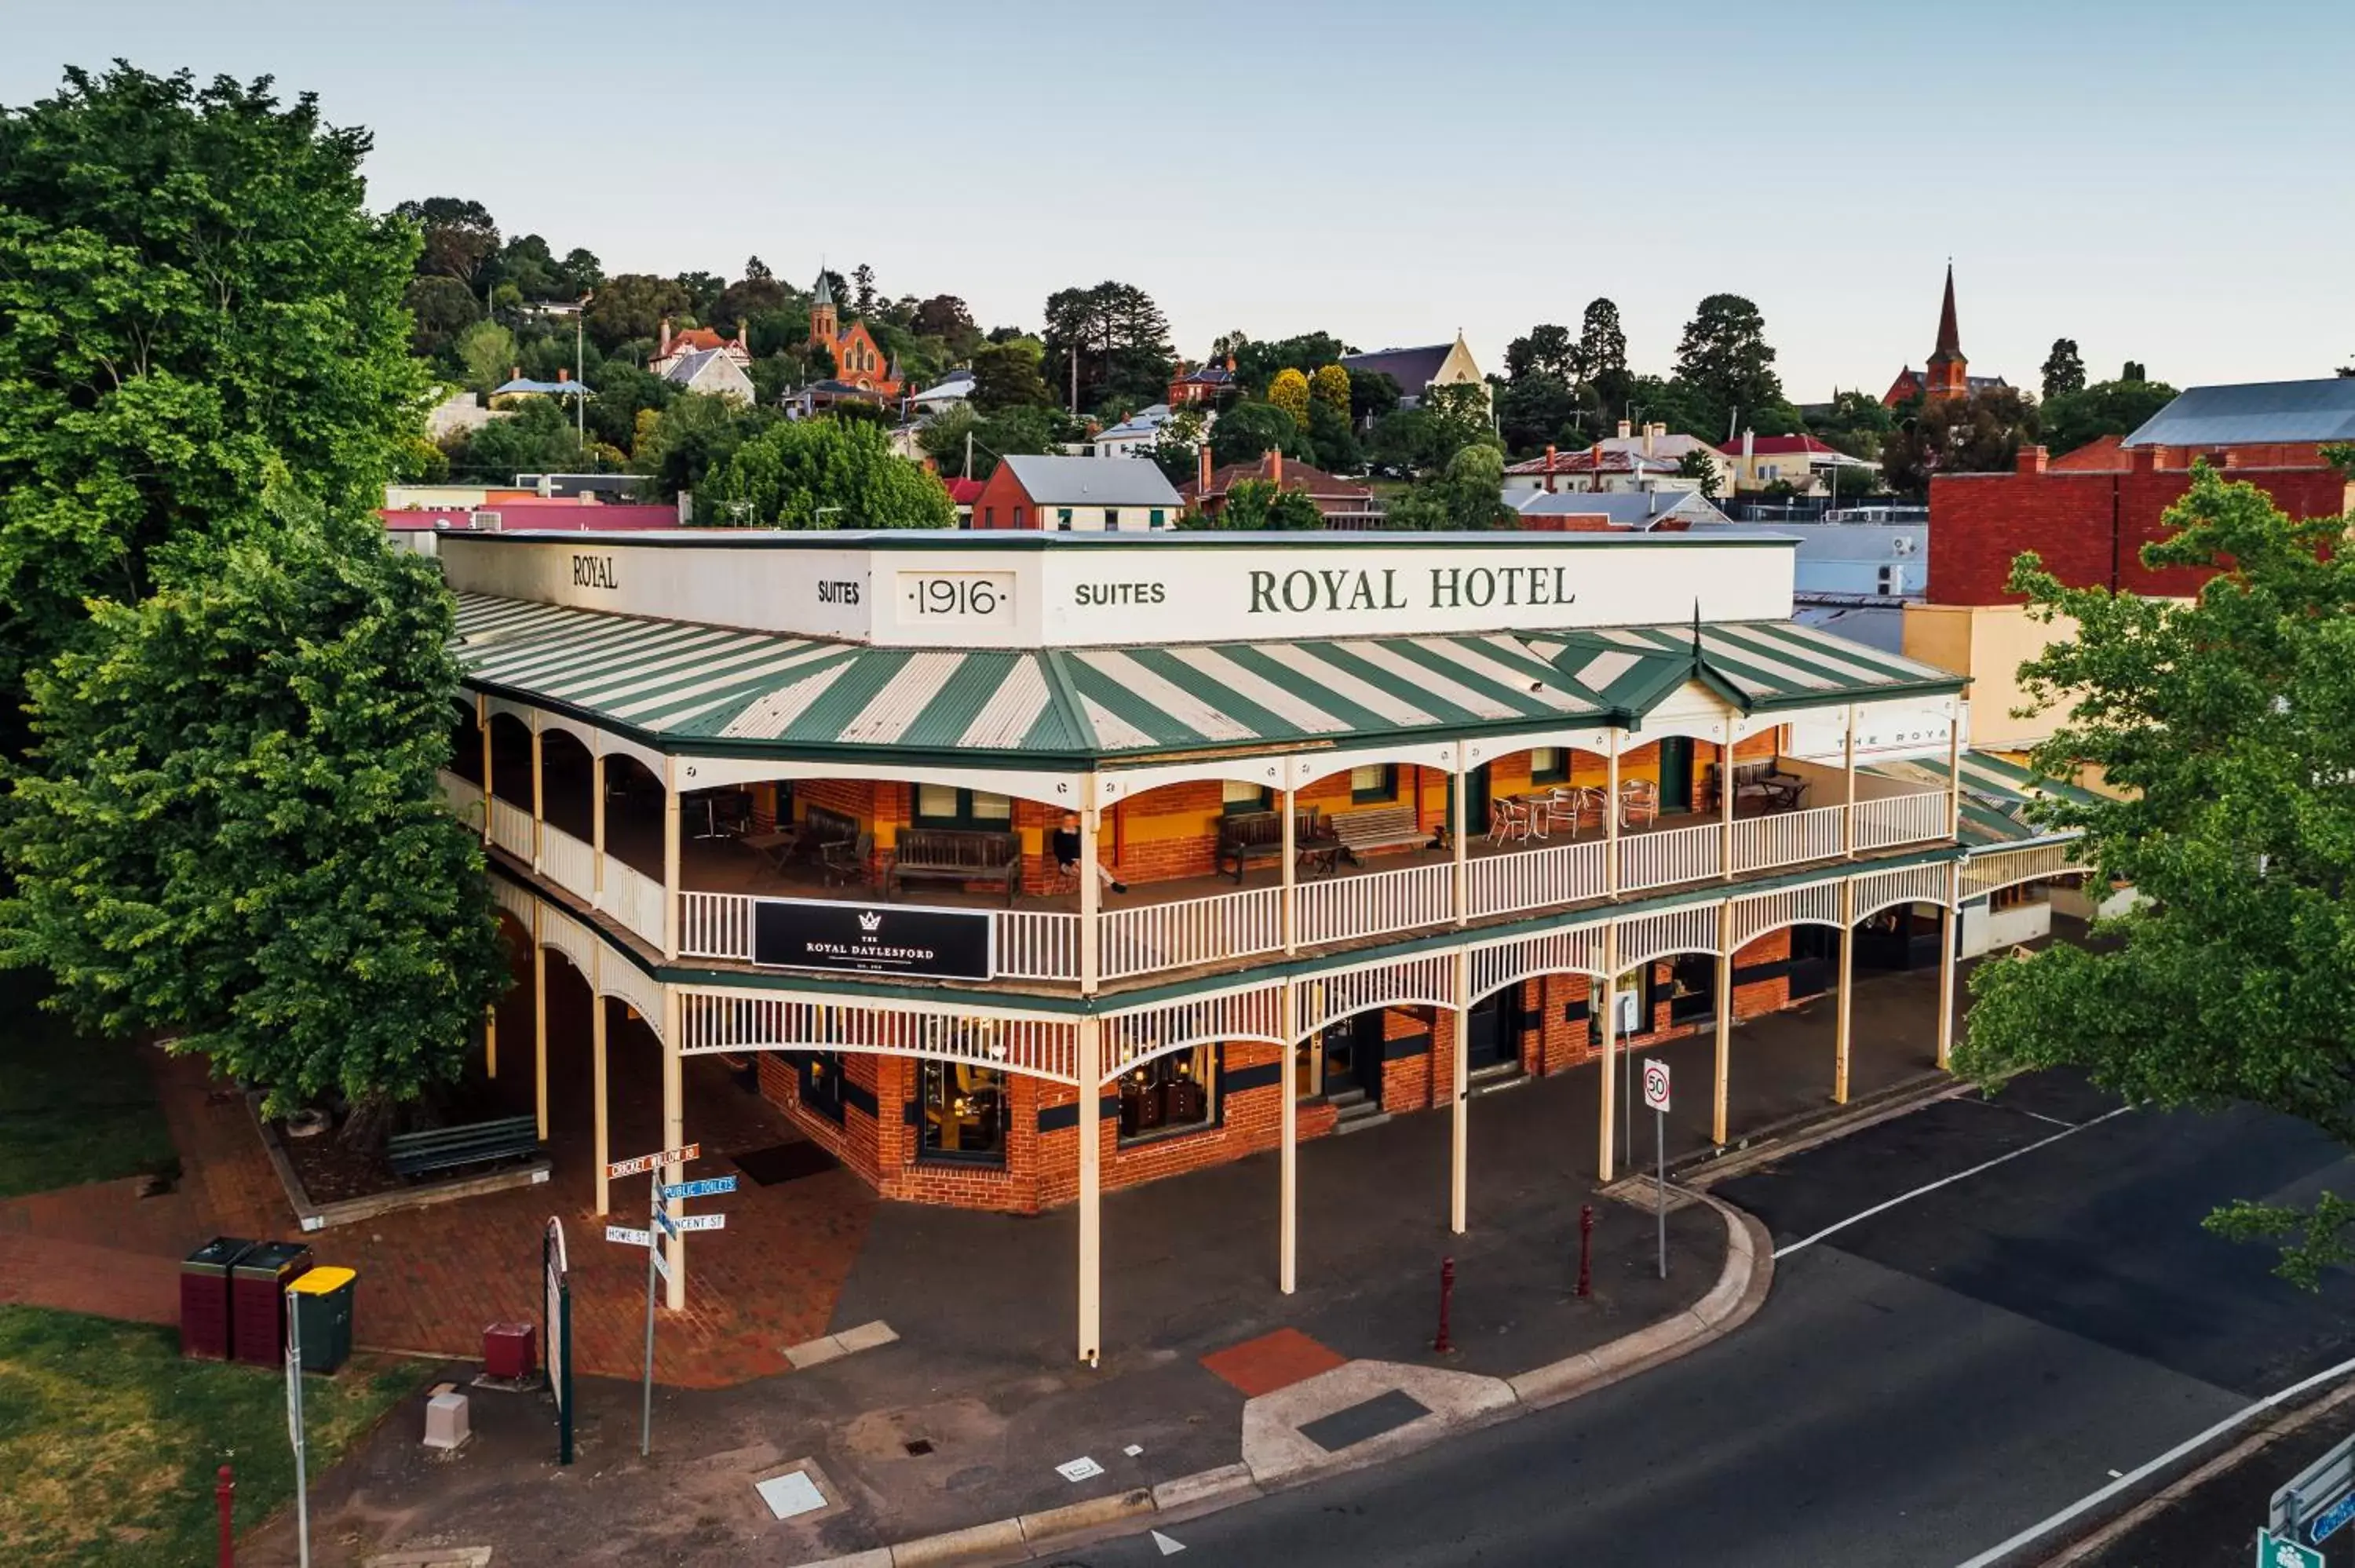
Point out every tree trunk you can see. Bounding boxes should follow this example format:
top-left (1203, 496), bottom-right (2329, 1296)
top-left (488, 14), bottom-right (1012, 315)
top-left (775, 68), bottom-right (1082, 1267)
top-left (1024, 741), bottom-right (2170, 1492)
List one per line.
top-left (339, 1090), bottom-right (397, 1155)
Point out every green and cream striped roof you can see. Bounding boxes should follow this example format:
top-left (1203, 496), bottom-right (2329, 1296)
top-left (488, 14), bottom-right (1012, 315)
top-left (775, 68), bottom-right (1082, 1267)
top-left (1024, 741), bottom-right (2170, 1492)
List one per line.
top-left (453, 593), bottom-right (1965, 764)
top-left (1867, 749), bottom-right (2098, 850)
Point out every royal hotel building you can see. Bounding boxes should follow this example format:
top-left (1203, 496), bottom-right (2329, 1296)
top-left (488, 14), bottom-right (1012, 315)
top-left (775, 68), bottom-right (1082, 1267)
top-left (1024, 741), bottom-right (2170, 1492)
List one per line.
top-left (436, 528), bottom-right (2083, 1360)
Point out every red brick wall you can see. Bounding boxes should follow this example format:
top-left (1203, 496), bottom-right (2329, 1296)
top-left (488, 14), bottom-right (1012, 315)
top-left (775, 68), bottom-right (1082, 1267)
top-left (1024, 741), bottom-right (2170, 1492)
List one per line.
top-left (1930, 462), bottom-right (2352, 606)
top-left (971, 464), bottom-right (1036, 531)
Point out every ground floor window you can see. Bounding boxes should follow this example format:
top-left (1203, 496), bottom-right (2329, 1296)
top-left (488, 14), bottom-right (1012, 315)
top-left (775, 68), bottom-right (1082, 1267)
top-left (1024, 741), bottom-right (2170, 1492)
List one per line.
top-left (1119, 1045), bottom-right (1217, 1141)
top-left (1528, 747), bottom-right (1568, 785)
top-left (1222, 779), bottom-right (1273, 815)
top-left (1349, 764), bottom-right (1397, 804)
top-left (795, 1051), bottom-right (847, 1123)
top-left (914, 784), bottom-right (1014, 830)
top-left (918, 1061), bottom-right (1008, 1162)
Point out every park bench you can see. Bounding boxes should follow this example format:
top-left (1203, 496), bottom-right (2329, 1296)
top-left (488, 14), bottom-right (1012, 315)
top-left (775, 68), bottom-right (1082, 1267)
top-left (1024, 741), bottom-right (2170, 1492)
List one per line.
top-left (1331, 804), bottom-right (1430, 865)
top-left (1216, 807), bottom-right (1327, 882)
top-left (885, 829), bottom-right (1022, 904)
top-left (386, 1115), bottom-right (542, 1180)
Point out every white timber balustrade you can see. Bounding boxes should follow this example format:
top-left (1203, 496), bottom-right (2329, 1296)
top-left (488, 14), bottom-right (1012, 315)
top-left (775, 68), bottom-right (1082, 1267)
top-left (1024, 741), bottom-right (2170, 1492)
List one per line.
top-left (1853, 792), bottom-right (1948, 851)
top-left (539, 824), bottom-right (598, 903)
top-left (489, 797), bottom-right (535, 862)
top-left (1731, 804), bottom-right (1845, 873)
top-left (604, 858), bottom-right (669, 949)
top-left (1296, 859), bottom-right (1452, 946)
top-left (437, 770), bottom-right (483, 828)
top-left (678, 892), bottom-right (755, 962)
top-left (1467, 838), bottom-right (1607, 919)
top-left (1618, 819), bottom-right (1725, 892)
top-left (1101, 886), bottom-right (1282, 981)
top-left (996, 910), bottom-right (1081, 982)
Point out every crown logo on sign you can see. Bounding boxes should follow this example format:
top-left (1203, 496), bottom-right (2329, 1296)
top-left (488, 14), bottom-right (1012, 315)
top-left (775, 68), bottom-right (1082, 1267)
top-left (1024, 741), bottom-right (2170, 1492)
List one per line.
top-left (858, 912), bottom-right (882, 933)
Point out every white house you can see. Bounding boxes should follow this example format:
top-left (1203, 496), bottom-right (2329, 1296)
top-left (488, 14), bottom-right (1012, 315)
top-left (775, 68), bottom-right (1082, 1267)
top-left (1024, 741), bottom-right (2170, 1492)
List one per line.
top-left (659, 347), bottom-right (758, 407)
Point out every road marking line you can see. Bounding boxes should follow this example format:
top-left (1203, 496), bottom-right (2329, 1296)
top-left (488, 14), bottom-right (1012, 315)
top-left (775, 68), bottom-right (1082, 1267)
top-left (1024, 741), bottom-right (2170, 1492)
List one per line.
top-left (2000, 1104), bottom-right (2082, 1129)
top-left (1953, 1350), bottom-right (2355, 1568)
top-left (1773, 1106), bottom-right (2134, 1260)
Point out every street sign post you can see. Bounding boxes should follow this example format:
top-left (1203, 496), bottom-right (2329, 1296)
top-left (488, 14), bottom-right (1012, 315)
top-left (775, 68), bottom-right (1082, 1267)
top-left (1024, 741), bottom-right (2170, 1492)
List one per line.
top-left (1641, 1059), bottom-right (1671, 1280)
top-left (606, 1143), bottom-right (731, 1459)
top-left (2273, 1431), bottom-right (2355, 1544)
top-left (661, 1176), bottom-right (737, 1201)
top-left (674, 1213), bottom-right (727, 1233)
top-left (605, 1143), bottom-right (700, 1181)
top-left (605, 1225), bottom-right (652, 1248)
top-left (2258, 1528), bottom-right (2324, 1568)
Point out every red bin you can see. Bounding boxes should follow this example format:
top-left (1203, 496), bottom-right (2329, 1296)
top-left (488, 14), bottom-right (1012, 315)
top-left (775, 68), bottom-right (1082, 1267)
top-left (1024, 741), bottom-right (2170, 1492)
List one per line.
top-left (484, 1321), bottom-right (537, 1381)
top-left (179, 1237), bottom-right (254, 1360)
top-left (230, 1242), bottom-right (313, 1366)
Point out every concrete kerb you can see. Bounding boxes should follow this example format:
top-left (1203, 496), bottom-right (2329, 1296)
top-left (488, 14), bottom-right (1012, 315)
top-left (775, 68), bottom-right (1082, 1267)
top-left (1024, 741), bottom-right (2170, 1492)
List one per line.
top-left (791, 1190), bottom-right (1769, 1568)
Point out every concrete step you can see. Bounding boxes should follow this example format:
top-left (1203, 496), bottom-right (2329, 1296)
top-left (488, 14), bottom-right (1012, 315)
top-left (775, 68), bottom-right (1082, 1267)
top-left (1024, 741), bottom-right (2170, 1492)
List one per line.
top-left (1331, 1108), bottom-right (1393, 1136)
top-left (1469, 1062), bottom-right (1528, 1096)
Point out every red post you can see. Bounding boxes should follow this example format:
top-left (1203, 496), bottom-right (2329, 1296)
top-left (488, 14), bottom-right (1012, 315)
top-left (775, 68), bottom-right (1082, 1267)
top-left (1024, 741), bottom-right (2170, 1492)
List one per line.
top-left (1576, 1204), bottom-right (1594, 1298)
top-left (215, 1464), bottom-right (236, 1568)
top-left (1433, 1256), bottom-right (1455, 1354)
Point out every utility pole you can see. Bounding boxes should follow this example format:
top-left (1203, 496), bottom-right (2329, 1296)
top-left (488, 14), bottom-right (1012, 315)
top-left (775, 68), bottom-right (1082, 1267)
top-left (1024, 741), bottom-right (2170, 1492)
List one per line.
top-left (964, 429), bottom-right (973, 481)
top-left (1070, 345), bottom-right (1079, 413)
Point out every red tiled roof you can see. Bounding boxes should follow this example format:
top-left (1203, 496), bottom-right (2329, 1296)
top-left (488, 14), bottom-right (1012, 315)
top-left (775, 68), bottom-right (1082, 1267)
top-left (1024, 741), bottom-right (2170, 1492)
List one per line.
top-left (1184, 454), bottom-right (1373, 501)
top-left (1716, 433), bottom-right (1845, 458)
top-left (1502, 449), bottom-right (1675, 475)
top-left (666, 326), bottom-right (727, 352)
top-left (941, 477), bottom-right (985, 504)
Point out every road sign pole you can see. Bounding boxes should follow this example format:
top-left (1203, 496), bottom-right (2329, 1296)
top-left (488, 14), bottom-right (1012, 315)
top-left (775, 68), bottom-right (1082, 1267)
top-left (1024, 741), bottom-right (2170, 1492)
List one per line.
top-left (640, 1168), bottom-right (659, 1457)
top-left (1655, 1103), bottom-right (1667, 1280)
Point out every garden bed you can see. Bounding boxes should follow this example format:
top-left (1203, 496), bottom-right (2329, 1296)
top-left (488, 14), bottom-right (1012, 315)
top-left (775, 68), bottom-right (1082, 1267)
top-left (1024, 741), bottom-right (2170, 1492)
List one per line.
top-left (255, 1074), bottom-right (550, 1233)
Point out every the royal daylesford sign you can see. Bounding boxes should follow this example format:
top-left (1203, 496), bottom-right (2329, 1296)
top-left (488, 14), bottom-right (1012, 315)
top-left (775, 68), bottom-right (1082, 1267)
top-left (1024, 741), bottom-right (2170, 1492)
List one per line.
top-left (750, 897), bottom-right (995, 981)
top-left (440, 534), bottom-right (1795, 651)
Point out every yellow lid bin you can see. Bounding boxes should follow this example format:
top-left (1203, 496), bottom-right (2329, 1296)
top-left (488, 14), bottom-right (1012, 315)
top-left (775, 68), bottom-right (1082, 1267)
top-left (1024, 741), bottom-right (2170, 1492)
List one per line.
top-left (287, 1266), bottom-right (357, 1373)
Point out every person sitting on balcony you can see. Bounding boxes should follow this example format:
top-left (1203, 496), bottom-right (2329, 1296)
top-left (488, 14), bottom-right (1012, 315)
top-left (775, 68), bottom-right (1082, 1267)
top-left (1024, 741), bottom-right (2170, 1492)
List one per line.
top-left (1053, 811), bottom-right (1128, 895)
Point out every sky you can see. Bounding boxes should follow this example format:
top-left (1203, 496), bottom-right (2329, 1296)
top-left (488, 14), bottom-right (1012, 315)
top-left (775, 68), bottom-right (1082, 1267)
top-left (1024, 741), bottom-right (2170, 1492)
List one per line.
top-left (7, 0), bottom-right (2353, 402)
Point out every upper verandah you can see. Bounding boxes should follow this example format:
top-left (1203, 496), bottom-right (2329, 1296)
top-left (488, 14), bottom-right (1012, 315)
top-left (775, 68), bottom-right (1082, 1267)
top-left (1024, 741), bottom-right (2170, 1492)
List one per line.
top-left (436, 527), bottom-right (1812, 654)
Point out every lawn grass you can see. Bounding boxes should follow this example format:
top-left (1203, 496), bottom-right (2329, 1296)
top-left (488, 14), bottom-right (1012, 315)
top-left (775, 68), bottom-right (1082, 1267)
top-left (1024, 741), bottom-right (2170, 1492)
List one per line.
top-left (0, 971), bottom-right (178, 1199)
top-left (0, 1304), bottom-right (429, 1567)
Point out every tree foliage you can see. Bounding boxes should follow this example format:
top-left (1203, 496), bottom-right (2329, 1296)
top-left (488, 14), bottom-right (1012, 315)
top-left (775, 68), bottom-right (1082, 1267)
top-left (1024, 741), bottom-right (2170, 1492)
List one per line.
top-left (447, 399), bottom-right (588, 483)
top-left (1674, 293), bottom-right (1784, 436)
top-left (972, 338), bottom-right (1054, 410)
top-left (1041, 280), bottom-right (1174, 413)
top-left (392, 195), bottom-right (498, 287)
top-left (1387, 443), bottom-right (1510, 531)
top-left (703, 417), bottom-right (954, 528)
top-left (1953, 456), bottom-right (2355, 1284)
top-left (1192, 478), bottom-right (1324, 531)
top-left (0, 64), bottom-right (427, 713)
top-left (585, 272), bottom-right (691, 352)
top-left (1228, 333), bottom-right (1353, 395)
top-left (1268, 367), bottom-right (1312, 429)
top-left (1879, 386), bottom-right (2039, 496)
top-left (2042, 378), bottom-right (2178, 458)
top-left (1209, 400), bottom-right (1310, 468)
top-left (0, 509), bottom-right (508, 1120)
top-left (1675, 448), bottom-right (1722, 500)
top-left (1310, 364), bottom-right (1352, 421)
top-left (2041, 338), bottom-right (2087, 399)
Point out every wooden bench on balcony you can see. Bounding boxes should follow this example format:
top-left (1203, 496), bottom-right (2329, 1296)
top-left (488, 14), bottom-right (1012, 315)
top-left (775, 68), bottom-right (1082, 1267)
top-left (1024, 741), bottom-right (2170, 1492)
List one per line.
top-left (1331, 804), bottom-right (1431, 865)
top-left (1216, 807), bottom-right (1329, 883)
top-left (885, 829), bottom-right (1023, 905)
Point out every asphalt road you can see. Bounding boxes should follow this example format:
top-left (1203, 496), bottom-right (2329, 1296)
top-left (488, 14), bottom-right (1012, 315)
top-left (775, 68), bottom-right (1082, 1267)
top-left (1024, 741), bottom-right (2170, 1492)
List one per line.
top-left (1066, 1072), bottom-right (2355, 1568)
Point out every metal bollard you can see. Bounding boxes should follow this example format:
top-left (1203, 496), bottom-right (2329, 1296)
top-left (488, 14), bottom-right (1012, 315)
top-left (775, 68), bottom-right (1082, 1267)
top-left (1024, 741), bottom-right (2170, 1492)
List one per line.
top-left (216, 1464), bottom-right (236, 1568)
top-left (1575, 1203), bottom-right (1594, 1298)
top-left (1433, 1256), bottom-right (1455, 1353)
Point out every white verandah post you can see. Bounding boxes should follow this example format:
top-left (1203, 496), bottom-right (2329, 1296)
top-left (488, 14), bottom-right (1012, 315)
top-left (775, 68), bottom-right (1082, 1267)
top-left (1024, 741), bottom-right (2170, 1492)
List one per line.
top-left (661, 986), bottom-right (685, 1311)
top-left (1451, 752), bottom-right (1469, 926)
top-left (530, 720), bottom-right (546, 872)
top-left (1937, 859), bottom-right (1961, 1070)
top-left (1450, 948), bottom-right (1470, 1234)
top-left (1842, 704), bottom-right (1859, 859)
top-left (1605, 732), bottom-right (1623, 898)
top-left (1835, 878), bottom-right (1856, 1104)
top-left (1719, 724), bottom-right (1737, 880)
top-left (591, 751), bottom-right (608, 909)
top-left (1280, 784), bottom-right (1298, 955)
top-left (1076, 776), bottom-right (1104, 1366)
top-left (1713, 900), bottom-right (1734, 1147)
top-left (1280, 979), bottom-right (1298, 1294)
top-left (1597, 924), bottom-right (1619, 1183)
top-left (478, 697), bottom-right (495, 847)
top-left (662, 761), bottom-right (681, 962)
top-left (531, 901), bottom-right (549, 1141)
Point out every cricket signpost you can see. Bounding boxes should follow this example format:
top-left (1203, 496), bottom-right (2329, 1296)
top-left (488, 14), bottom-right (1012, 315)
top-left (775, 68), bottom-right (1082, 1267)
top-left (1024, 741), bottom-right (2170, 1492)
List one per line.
top-left (1641, 1059), bottom-right (1671, 1280)
top-left (604, 1143), bottom-right (728, 1456)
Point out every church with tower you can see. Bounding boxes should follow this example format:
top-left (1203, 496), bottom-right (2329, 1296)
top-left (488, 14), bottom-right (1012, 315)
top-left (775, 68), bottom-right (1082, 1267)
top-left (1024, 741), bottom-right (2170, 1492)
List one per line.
top-left (807, 270), bottom-right (901, 398)
top-left (1882, 265), bottom-right (2010, 408)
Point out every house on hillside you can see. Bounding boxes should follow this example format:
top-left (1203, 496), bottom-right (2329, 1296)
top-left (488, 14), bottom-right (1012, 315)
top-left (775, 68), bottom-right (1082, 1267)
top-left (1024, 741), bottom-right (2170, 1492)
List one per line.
top-left (1505, 489), bottom-right (1727, 531)
top-left (911, 369), bottom-right (976, 413)
top-left (659, 346), bottom-right (757, 405)
top-left (1183, 450), bottom-right (1382, 526)
top-left (969, 454), bottom-right (1181, 531)
top-left (1095, 403), bottom-right (1199, 459)
top-left (1339, 333), bottom-right (1484, 412)
top-left (1505, 421), bottom-right (1735, 496)
top-left (652, 320), bottom-right (753, 377)
top-left (1167, 357), bottom-right (1236, 407)
top-left (1718, 432), bottom-right (1877, 495)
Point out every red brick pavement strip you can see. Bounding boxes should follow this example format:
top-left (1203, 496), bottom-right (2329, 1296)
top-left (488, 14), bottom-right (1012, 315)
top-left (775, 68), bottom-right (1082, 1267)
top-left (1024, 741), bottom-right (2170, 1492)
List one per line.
top-left (0, 1038), bottom-right (875, 1389)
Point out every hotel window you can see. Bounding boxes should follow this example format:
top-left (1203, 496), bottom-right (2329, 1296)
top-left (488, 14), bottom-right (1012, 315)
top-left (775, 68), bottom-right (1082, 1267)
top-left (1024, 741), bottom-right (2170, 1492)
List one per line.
top-left (1529, 747), bottom-right (1568, 784)
top-left (1118, 1045), bottom-right (1217, 1142)
top-left (918, 1061), bottom-right (1007, 1163)
top-left (794, 1051), bottom-right (846, 1124)
top-left (913, 785), bottom-right (1014, 830)
top-left (1222, 779), bottom-right (1273, 816)
top-left (1349, 763), bottom-right (1397, 804)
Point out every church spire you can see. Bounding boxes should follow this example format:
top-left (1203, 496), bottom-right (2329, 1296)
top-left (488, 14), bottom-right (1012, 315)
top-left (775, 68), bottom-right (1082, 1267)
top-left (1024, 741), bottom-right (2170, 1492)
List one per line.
top-left (1931, 261), bottom-right (1962, 362)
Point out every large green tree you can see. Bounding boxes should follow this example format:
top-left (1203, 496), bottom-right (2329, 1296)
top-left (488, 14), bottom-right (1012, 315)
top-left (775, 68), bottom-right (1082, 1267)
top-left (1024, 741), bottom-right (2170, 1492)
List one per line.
top-left (703, 417), bottom-right (954, 528)
top-left (1955, 456), bottom-right (2355, 1282)
top-left (1674, 293), bottom-right (1784, 436)
top-left (1, 509), bottom-right (508, 1124)
top-left (1041, 280), bottom-right (1175, 413)
top-left (2041, 377), bottom-right (2178, 458)
top-left (1879, 386), bottom-right (2039, 496)
top-left (1388, 443), bottom-right (1510, 531)
top-left (0, 64), bottom-right (427, 709)
top-left (2041, 337), bottom-right (2087, 399)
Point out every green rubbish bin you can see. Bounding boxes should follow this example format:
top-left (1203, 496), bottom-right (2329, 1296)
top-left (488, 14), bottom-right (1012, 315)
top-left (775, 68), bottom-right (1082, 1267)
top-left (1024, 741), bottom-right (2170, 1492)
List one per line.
top-left (287, 1266), bottom-right (356, 1373)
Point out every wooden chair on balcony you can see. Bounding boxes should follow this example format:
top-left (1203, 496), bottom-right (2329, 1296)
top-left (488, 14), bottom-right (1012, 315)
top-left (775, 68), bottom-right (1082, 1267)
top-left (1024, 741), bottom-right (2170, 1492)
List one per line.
top-left (1619, 779), bottom-right (1660, 829)
top-left (820, 832), bottom-right (874, 890)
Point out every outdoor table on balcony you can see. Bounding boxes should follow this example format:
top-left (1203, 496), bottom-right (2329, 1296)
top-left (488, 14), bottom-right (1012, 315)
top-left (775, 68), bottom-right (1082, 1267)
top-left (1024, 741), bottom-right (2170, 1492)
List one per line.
top-left (1296, 840), bottom-right (1342, 878)
top-left (741, 830), bottom-right (798, 875)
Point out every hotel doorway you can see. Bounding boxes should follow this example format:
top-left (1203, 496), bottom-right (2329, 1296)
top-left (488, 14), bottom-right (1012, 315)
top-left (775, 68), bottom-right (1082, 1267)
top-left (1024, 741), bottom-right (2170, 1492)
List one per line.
top-left (1464, 990), bottom-right (1517, 1073)
top-left (1315, 1012), bottom-right (1387, 1106)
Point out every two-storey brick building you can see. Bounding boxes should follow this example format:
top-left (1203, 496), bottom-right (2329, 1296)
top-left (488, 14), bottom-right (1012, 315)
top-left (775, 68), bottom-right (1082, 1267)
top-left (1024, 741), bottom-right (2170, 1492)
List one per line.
top-left (436, 528), bottom-right (2068, 1361)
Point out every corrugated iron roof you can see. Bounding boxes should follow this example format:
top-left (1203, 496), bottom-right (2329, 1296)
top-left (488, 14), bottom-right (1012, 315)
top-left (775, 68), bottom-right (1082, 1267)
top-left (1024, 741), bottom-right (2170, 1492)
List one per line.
top-left (1865, 749), bottom-right (2097, 849)
top-left (452, 593), bottom-right (1964, 764)
top-left (2123, 378), bottom-right (2355, 449)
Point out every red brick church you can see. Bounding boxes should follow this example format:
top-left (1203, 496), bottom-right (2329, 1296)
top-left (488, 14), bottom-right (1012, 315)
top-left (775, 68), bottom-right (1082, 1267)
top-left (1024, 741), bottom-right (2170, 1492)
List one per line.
top-left (809, 270), bottom-right (900, 397)
top-left (1882, 265), bottom-right (2009, 408)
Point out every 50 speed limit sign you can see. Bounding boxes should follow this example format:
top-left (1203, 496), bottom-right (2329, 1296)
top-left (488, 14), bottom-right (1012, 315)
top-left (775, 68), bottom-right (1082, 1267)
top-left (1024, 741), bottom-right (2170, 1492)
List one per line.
top-left (1641, 1059), bottom-right (1671, 1113)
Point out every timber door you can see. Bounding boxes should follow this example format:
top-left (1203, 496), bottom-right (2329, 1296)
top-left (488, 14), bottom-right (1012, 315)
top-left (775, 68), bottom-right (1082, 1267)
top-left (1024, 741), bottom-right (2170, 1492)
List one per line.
top-left (1465, 990), bottom-right (1517, 1071)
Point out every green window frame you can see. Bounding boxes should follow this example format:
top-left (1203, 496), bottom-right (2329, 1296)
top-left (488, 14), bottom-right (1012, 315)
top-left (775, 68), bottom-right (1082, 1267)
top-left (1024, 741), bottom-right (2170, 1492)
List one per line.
top-left (912, 784), bottom-right (1014, 830)
top-left (1349, 764), bottom-right (1397, 804)
top-left (1529, 747), bottom-right (1568, 785)
top-left (1149, 508), bottom-right (1166, 527)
